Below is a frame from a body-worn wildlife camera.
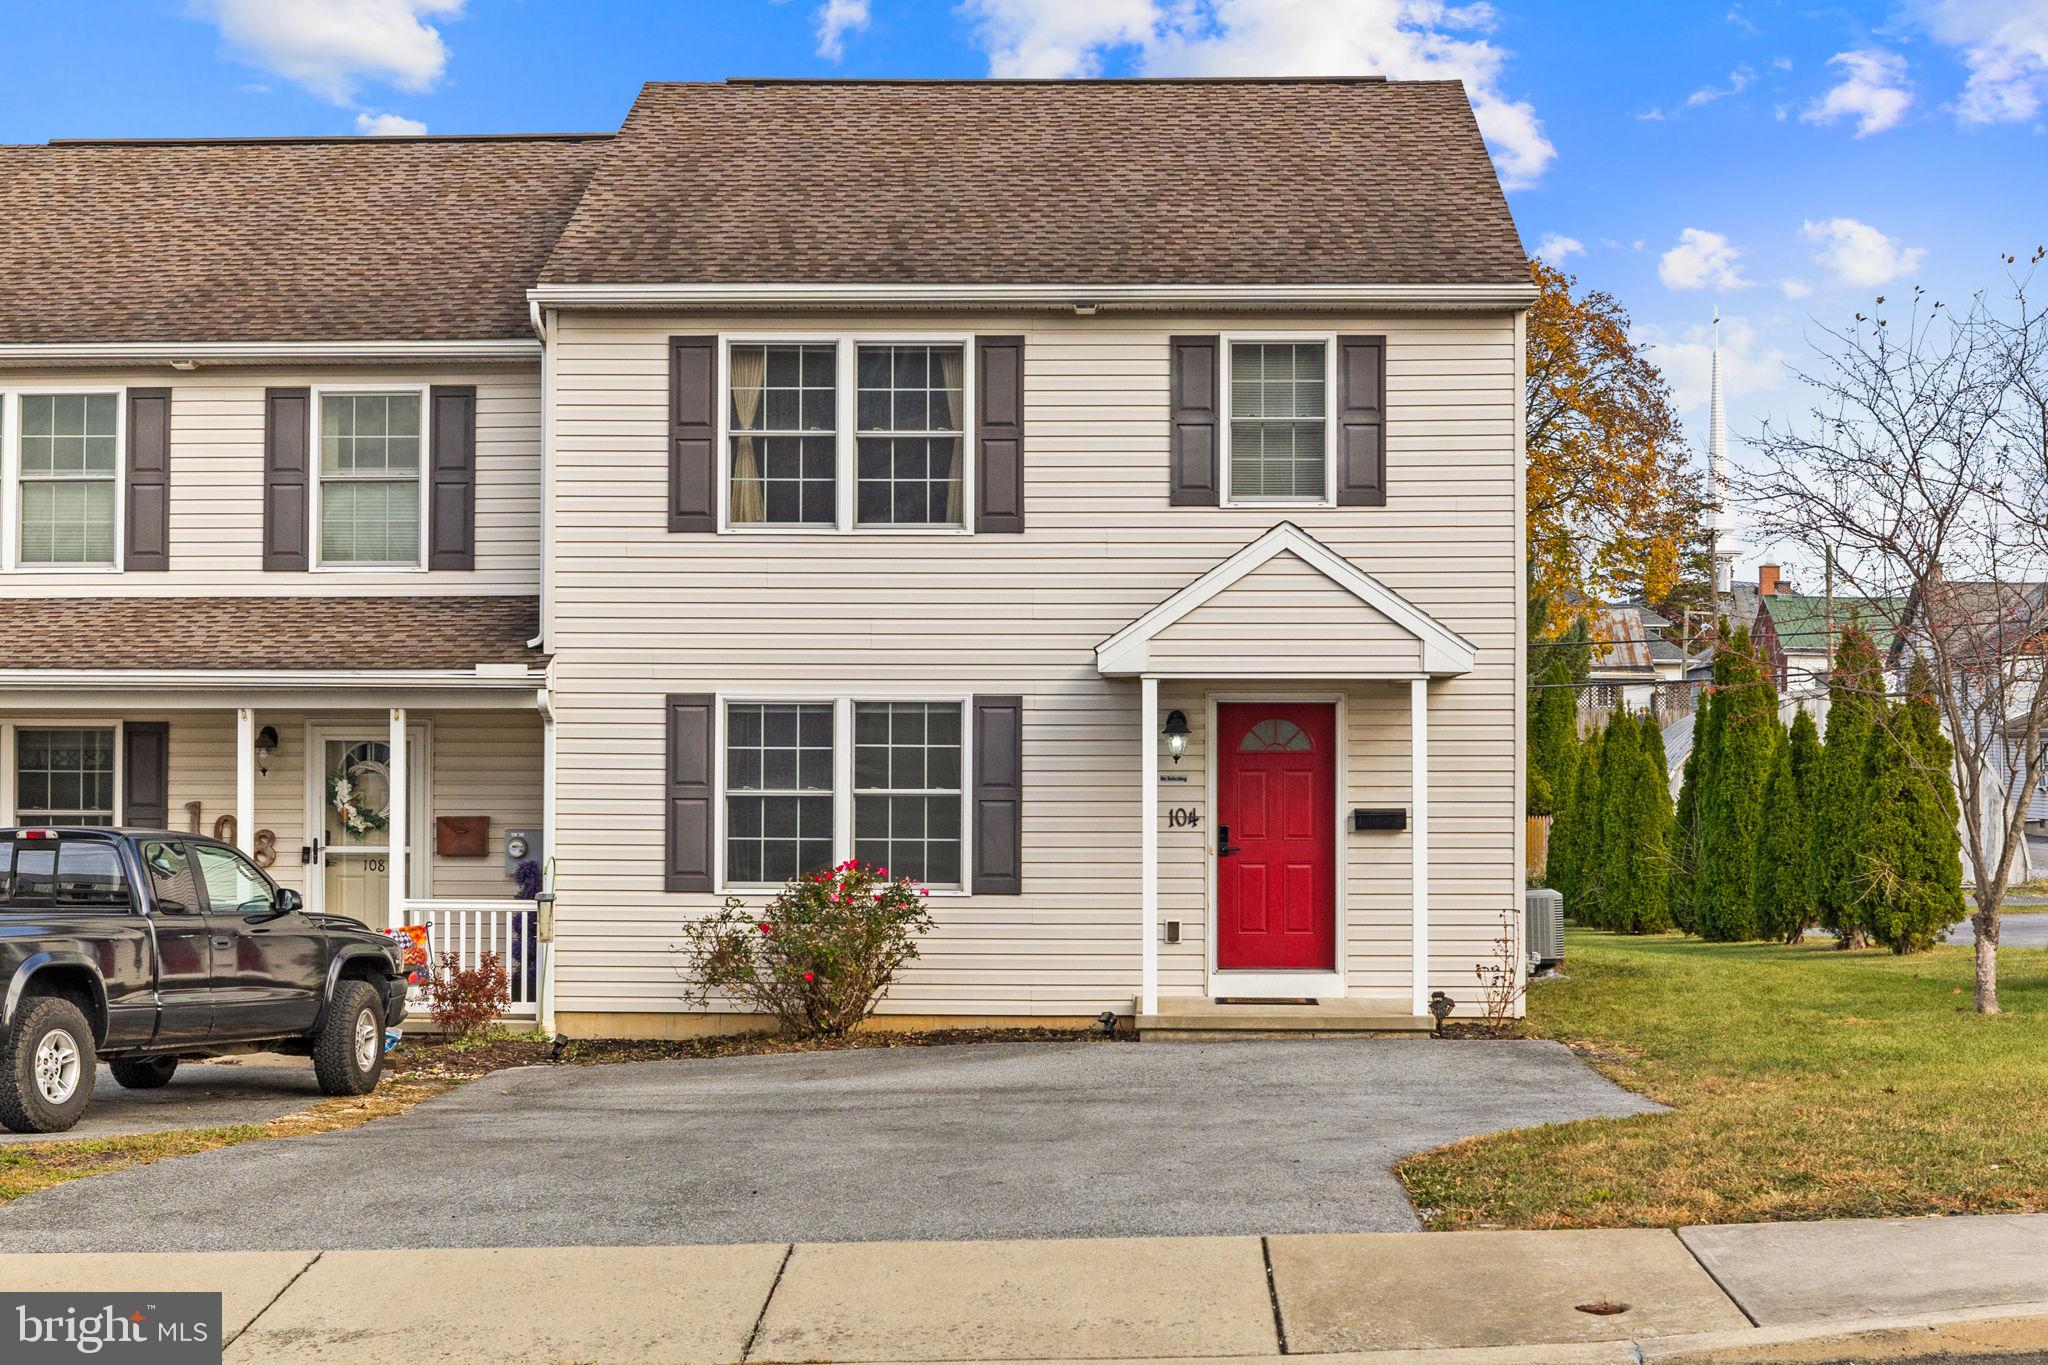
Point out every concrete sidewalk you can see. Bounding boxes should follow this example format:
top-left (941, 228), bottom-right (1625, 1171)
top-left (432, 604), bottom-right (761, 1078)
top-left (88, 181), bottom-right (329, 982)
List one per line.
top-left (0, 1215), bottom-right (2043, 1363)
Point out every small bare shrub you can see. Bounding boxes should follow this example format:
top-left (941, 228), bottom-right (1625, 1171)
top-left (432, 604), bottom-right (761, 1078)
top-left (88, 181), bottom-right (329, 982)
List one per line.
top-left (1473, 904), bottom-right (1529, 1037)
top-left (428, 950), bottom-right (511, 1042)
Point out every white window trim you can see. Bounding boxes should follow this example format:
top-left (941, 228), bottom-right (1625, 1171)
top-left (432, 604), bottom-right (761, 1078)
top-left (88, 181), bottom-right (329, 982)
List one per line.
top-left (715, 333), bottom-right (979, 537)
top-left (308, 383), bottom-right (432, 572)
top-left (1, 719), bottom-right (125, 827)
top-left (1216, 332), bottom-right (1339, 509)
top-left (0, 387), bottom-right (128, 574)
top-left (712, 693), bottom-right (975, 896)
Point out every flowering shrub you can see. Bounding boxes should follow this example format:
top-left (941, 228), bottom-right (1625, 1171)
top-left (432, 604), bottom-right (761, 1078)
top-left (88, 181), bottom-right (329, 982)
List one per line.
top-left (428, 949), bottom-right (512, 1042)
top-left (675, 862), bottom-right (934, 1038)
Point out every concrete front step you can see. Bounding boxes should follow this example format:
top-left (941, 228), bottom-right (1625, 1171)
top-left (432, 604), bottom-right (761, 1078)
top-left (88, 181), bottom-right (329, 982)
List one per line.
top-left (1138, 996), bottom-right (1434, 1039)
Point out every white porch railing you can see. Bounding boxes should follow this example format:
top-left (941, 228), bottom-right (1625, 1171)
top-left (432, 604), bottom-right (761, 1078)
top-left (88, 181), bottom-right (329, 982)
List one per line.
top-left (401, 899), bottom-right (541, 1018)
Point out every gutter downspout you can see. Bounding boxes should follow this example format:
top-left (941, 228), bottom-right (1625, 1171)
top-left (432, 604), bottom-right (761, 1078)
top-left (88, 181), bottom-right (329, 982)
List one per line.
top-left (536, 681), bottom-right (559, 1035)
top-left (527, 301), bottom-right (553, 653)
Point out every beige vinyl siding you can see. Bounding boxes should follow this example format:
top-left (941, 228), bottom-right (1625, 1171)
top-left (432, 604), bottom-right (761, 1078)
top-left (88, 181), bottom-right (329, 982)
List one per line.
top-left (547, 309), bottom-right (1523, 1019)
top-left (0, 365), bottom-right (540, 596)
top-left (1, 708), bottom-right (541, 906)
top-left (1145, 552), bottom-right (1425, 678)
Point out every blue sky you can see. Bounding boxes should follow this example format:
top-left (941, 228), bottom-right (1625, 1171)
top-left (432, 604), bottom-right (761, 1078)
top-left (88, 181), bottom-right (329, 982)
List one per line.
top-left (5, 1), bottom-right (2046, 585)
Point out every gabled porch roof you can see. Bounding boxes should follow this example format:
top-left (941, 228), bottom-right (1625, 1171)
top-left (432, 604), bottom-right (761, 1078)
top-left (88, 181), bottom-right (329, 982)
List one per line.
top-left (1094, 522), bottom-right (1476, 679)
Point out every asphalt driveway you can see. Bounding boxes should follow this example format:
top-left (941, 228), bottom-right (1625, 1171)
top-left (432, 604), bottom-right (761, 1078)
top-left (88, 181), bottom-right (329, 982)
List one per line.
top-left (0, 1055), bottom-right (325, 1145)
top-left (0, 1038), bottom-right (1657, 1251)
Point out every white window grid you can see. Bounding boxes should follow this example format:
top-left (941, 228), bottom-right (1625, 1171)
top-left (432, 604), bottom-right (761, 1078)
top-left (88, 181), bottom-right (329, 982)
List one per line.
top-left (12, 724), bottom-right (119, 826)
top-left (852, 701), bottom-right (966, 886)
top-left (721, 701), bottom-right (836, 887)
top-left (0, 388), bottom-right (127, 573)
top-left (717, 334), bottom-right (978, 536)
top-left (853, 344), bottom-right (968, 529)
top-left (310, 384), bottom-right (431, 571)
top-left (1217, 332), bottom-right (1339, 507)
top-left (713, 694), bottom-right (975, 894)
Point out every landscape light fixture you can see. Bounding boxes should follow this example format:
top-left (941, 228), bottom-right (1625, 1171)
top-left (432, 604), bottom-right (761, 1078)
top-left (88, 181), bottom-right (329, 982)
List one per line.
top-left (1161, 709), bottom-right (1191, 764)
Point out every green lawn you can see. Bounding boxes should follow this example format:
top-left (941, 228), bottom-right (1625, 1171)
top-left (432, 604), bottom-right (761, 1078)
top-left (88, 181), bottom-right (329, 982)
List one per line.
top-left (1397, 928), bottom-right (2048, 1229)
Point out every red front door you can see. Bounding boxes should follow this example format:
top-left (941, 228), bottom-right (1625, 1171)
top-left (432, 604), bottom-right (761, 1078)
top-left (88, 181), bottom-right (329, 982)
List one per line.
top-left (1216, 702), bottom-right (1337, 971)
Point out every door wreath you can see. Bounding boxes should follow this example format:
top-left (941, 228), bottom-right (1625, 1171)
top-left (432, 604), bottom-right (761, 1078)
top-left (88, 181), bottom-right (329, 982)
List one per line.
top-left (329, 763), bottom-right (390, 838)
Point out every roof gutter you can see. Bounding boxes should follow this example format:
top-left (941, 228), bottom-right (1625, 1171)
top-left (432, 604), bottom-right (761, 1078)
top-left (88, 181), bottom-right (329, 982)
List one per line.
top-left (524, 282), bottom-right (1540, 313)
top-left (0, 339), bottom-right (544, 367)
top-left (0, 667), bottom-right (547, 690)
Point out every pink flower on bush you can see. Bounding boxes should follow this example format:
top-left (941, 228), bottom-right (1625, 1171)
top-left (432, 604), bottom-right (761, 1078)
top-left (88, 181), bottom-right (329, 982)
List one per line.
top-left (803, 970), bottom-right (815, 983)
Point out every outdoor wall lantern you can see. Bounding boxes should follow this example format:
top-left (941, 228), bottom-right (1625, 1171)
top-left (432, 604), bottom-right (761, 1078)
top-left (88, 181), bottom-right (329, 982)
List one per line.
top-left (254, 725), bottom-right (279, 777)
top-left (1161, 709), bottom-right (1191, 764)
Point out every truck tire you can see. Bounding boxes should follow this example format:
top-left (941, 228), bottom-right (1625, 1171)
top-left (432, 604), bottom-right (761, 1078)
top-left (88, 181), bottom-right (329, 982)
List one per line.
top-left (0, 994), bottom-right (97, 1134)
top-left (313, 979), bottom-right (385, 1097)
top-left (109, 1058), bottom-right (179, 1090)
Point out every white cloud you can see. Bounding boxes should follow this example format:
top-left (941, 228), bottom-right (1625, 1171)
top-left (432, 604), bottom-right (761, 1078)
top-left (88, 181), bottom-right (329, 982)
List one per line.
top-left (959, 0), bottom-right (1556, 189)
top-left (1911, 0), bottom-right (2048, 124)
top-left (1686, 65), bottom-right (1755, 108)
top-left (1801, 49), bottom-right (1913, 136)
top-left (354, 111), bottom-right (427, 136)
top-left (815, 0), bottom-right (871, 60)
top-left (1800, 216), bottom-right (1928, 287)
top-left (1534, 232), bottom-right (1584, 261)
top-left (199, 0), bottom-right (463, 104)
top-left (1645, 316), bottom-right (1793, 416)
top-left (1780, 277), bottom-right (1813, 299)
top-left (1658, 228), bottom-right (1752, 292)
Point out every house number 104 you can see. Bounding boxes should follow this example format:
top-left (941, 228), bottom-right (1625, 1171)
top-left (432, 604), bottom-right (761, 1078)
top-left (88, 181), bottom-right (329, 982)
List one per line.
top-left (1165, 807), bottom-right (1202, 829)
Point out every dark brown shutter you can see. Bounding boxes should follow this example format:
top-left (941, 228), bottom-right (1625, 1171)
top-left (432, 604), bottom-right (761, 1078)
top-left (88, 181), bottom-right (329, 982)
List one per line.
top-left (428, 385), bottom-right (477, 570)
top-left (124, 387), bottom-right (171, 571)
top-left (665, 694), bottom-right (716, 892)
top-left (975, 336), bottom-right (1025, 533)
top-left (1169, 336), bottom-right (1220, 506)
top-left (1335, 335), bottom-right (1388, 507)
top-left (123, 722), bottom-right (170, 830)
top-left (668, 336), bottom-right (717, 533)
top-left (971, 695), bottom-right (1023, 896)
top-left (262, 387), bottom-right (311, 571)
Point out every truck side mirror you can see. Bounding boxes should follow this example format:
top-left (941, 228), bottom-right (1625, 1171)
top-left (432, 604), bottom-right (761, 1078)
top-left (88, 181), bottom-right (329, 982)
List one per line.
top-left (274, 888), bottom-right (303, 914)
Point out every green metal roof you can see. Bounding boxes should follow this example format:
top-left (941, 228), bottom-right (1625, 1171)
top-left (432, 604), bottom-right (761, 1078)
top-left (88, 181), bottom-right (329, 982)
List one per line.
top-left (1759, 593), bottom-right (1904, 656)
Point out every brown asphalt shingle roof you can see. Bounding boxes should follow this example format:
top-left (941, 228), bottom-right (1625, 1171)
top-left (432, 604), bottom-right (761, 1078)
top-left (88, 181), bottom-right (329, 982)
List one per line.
top-left (0, 597), bottom-right (542, 671)
top-left (0, 136), bottom-right (606, 344)
top-left (540, 79), bottom-right (1529, 287)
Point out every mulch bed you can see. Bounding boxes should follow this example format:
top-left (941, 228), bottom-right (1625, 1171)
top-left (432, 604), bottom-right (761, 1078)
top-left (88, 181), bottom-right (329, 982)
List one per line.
top-left (389, 1025), bottom-right (1120, 1082)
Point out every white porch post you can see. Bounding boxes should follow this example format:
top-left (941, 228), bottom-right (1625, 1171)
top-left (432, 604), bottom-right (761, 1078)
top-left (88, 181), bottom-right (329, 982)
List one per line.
top-left (539, 690), bottom-right (558, 1034)
top-left (1140, 675), bottom-right (1159, 1018)
top-left (387, 707), bottom-right (408, 931)
top-left (235, 708), bottom-right (256, 855)
top-left (1410, 678), bottom-right (1430, 1017)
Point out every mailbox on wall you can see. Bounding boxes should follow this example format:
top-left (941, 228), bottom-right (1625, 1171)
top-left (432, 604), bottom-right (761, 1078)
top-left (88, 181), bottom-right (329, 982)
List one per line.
top-left (1352, 808), bottom-right (1408, 832)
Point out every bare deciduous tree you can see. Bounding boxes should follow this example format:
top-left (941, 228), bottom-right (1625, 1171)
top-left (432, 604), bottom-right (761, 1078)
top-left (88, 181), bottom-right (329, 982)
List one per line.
top-left (1743, 254), bottom-right (2048, 1014)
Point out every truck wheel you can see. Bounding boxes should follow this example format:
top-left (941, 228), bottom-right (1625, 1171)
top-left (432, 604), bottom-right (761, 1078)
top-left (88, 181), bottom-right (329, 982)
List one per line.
top-left (313, 980), bottom-right (385, 1097)
top-left (109, 1058), bottom-right (179, 1090)
top-left (0, 995), bottom-right (97, 1134)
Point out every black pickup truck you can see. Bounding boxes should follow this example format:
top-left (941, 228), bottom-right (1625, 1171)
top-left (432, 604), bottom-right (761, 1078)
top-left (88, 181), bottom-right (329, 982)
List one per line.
top-left (0, 827), bottom-right (407, 1133)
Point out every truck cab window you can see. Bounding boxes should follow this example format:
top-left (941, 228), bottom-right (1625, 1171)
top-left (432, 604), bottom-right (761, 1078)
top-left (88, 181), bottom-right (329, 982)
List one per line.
top-left (141, 841), bottom-right (201, 915)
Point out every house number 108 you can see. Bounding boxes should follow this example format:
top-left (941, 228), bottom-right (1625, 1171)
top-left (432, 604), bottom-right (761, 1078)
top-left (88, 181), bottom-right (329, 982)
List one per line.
top-left (1165, 807), bottom-right (1202, 829)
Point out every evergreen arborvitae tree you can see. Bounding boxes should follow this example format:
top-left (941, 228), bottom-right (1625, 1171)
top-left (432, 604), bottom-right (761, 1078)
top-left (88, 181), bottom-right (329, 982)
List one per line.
top-left (1854, 659), bottom-right (1967, 953)
top-left (1590, 710), bottom-right (1642, 930)
top-left (1751, 728), bottom-right (1817, 942)
top-left (1669, 734), bottom-right (1706, 934)
top-left (1544, 732), bottom-right (1583, 892)
top-left (1812, 623), bottom-right (1883, 948)
top-left (1788, 708), bottom-right (1822, 805)
top-left (1695, 627), bottom-right (1780, 941)
top-left (1620, 711), bottom-right (1675, 933)
top-left (1528, 623), bottom-right (1586, 818)
top-left (1562, 730), bottom-right (1603, 920)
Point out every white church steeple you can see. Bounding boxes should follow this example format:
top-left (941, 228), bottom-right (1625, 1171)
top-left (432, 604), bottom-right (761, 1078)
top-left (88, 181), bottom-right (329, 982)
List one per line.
top-left (1707, 310), bottom-right (1736, 598)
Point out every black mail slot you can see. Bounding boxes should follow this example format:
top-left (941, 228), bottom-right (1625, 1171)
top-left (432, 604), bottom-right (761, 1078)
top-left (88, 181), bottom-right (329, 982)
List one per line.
top-left (1353, 808), bottom-right (1407, 832)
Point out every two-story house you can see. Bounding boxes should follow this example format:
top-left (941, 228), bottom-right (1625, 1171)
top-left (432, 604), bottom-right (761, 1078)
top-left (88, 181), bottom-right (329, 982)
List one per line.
top-left (2, 76), bottom-right (1532, 1037)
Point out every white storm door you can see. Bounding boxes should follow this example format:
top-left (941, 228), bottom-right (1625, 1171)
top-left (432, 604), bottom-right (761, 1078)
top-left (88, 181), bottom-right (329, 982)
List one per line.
top-left (304, 722), bottom-right (429, 920)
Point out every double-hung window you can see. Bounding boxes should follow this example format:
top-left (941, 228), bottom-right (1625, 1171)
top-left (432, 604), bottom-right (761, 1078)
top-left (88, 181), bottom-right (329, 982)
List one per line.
top-left (725, 339), bottom-right (969, 531)
top-left (723, 702), bottom-right (836, 885)
top-left (16, 393), bottom-right (119, 567)
top-left (1226, 340), bottom-right (1330, 502)
top-left (317, 389), bottom-right (425, 567)
top-left (15, 727), bottom-right (117, 826)
top-left (721, 699), bottom-right (968, 890)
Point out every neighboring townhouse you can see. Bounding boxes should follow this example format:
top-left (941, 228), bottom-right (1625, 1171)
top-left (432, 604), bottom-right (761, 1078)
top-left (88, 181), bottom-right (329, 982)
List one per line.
top-left (3, 76), bottom-right (1534, 1037)
top-left (0, 134), bottom-right (603, 1018)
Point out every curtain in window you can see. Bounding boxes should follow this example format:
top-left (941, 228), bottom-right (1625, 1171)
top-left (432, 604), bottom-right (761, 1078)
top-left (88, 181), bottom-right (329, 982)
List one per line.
top-left (937, 347), bottom-right (965, 525)
top-left (729, 348), bottom-right (767, 523)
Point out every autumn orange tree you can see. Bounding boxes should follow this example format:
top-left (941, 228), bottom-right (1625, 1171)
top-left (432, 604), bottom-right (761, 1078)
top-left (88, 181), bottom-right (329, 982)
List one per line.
top-left (1526, 259), bottom-right (1706, 624)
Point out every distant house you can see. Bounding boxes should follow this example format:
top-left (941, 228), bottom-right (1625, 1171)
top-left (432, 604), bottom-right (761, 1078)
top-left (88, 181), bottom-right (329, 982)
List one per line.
top-left (1751, 570), bottom-right (1904, 728)
top-left (1584, 604), bottom-right (1686, 730)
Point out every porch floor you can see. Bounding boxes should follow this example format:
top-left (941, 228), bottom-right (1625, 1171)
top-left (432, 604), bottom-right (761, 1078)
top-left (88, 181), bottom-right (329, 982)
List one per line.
top-left (1137, 996), bottom-right (1433, 1040)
